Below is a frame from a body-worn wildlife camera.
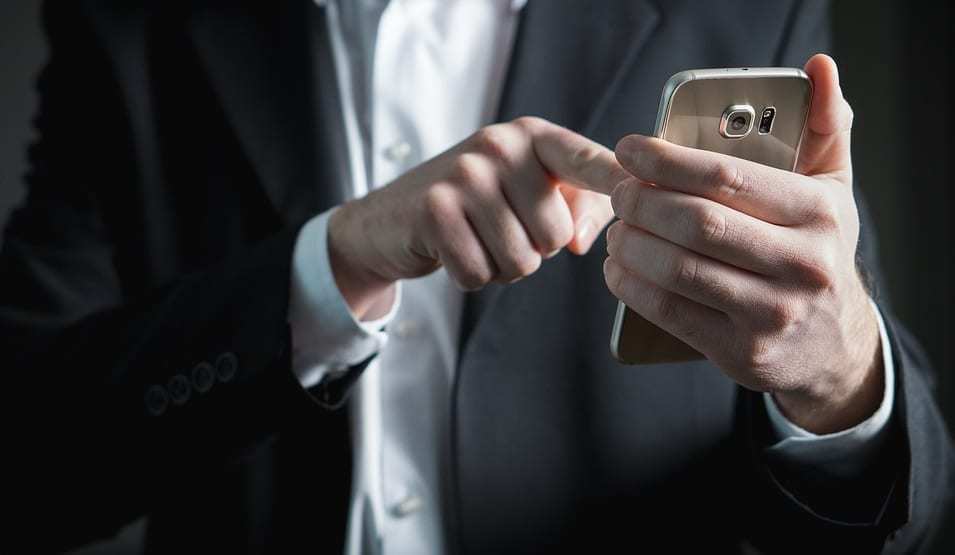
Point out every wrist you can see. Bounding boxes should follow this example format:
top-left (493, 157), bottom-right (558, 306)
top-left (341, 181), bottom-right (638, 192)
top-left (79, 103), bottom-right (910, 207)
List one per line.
top-left (328, 204), bottom-right (396, 321)
top-left (773, 288), bottom-right (883, 434)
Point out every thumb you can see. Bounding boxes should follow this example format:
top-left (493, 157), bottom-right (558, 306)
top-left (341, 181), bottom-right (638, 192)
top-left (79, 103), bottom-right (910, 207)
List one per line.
top-left (559, 185), bottom-right (614, 255)
top-left (797, 53), bottom-right (854, 177)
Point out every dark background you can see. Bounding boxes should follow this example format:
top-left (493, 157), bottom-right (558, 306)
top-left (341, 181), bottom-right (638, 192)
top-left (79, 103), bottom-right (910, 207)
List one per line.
top-left (1, 1), bottom-right (952, 553)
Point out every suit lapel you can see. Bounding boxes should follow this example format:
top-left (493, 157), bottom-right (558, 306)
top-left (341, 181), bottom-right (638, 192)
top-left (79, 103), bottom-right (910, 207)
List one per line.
top-left (450, 2), bottom-right (662, 549)
top-left (458, 0), bottom-right (662, 359)
top-left (187, 0), bottom-right (348, 225)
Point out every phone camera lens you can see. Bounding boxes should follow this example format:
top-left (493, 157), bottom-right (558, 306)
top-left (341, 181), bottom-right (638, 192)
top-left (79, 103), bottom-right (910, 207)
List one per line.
top-left (720, 105), bottom-right (755, 138)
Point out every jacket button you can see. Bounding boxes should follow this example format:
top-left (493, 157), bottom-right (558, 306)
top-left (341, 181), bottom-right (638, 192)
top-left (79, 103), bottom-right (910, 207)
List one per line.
top-left (167, 374), bottom-right (192, 405)
top-left (216, 352), bottom-right (238, 382)
top-left (191, 362), bottom-right (215, 393)
top-left (145, 385), bottom-right (169, 416)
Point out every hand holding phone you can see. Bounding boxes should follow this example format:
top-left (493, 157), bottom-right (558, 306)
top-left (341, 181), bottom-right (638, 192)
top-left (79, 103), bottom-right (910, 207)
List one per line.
top-left (605, 55), bottom-right (882, 434)
top-left (611, 65), bottom-right (813, 364)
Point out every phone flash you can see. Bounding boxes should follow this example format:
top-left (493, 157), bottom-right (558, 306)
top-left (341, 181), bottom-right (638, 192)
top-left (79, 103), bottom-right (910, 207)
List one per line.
top-left (758, 107), bottom-right (777, 135)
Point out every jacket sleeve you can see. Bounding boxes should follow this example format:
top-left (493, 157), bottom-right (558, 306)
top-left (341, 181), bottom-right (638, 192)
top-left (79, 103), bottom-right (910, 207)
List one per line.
top-left (3, 3), bottom-right (353, 550)
top-left (734, 1), bottom-right (955, 552)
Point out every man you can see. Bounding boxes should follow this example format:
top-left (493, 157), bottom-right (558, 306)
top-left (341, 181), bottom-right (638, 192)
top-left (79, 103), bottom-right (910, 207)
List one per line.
top-left (4, 0), bottom-right (952, 553)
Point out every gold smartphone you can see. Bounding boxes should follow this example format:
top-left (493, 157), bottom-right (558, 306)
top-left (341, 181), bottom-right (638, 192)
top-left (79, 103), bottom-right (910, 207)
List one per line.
top-left (610, 67), bottom-right (812, 364)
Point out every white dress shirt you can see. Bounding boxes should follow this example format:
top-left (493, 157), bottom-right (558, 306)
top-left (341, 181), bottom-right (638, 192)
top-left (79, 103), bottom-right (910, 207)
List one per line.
top-left (288, 1), bottom-right (897, 553)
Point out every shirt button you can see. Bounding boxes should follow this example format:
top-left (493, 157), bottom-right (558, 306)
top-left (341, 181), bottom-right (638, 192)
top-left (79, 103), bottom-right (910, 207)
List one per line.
top-left (167, 374), bottom-right (192, 405)
top-left (144, 385), bottom-right (169, 416)
top-left (388, 493), bottom-right (423, 518)
top-left (393, 320), bottom-right (419, 338)
top-left (382, 141), bottom-right (412, 164)
top-left (216, 352), bottom-right (238, 383)
top-left (191, 362), bottom-right (215, 393)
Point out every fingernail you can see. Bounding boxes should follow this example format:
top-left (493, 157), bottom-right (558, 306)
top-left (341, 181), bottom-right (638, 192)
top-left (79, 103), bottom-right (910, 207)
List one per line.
top-left (618, 135), bottom-right (644, 167)
top-left (544, 248), bottom-right (561, 259)
top-left (576, 219), bottom-right (595, 247)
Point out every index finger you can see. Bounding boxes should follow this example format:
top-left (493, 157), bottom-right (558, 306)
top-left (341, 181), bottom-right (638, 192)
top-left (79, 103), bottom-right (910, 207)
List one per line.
top-left (517, 117), bottom-right (632, 196)
top-left (615, 134), bottom-right (822, 226)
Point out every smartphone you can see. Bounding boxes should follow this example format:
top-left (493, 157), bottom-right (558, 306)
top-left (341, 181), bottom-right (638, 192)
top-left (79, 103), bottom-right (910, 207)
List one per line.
top-left (610, 67), bottom-right (812, 365)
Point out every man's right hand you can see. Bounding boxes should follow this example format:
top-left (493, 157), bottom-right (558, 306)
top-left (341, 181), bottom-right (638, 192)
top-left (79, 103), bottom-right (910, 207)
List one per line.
top-left (327, 116), bottom-right (628, 320)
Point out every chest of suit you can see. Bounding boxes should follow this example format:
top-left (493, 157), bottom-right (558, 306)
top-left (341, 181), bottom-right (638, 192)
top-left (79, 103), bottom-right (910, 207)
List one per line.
top-left (88, 0), bottom-right (814, 551)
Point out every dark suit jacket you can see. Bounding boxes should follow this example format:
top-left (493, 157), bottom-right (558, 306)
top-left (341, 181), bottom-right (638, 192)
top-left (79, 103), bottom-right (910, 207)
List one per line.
top-left (4, 0), bottom-right (953, 553)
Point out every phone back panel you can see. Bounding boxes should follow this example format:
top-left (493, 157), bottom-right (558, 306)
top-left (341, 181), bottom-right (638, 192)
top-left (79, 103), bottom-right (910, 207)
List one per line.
top-left (612, 68), bottom-right (812, 364)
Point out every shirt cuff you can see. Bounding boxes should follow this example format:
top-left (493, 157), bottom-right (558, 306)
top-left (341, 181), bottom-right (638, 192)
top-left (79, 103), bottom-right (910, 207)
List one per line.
top-left (762, 299), bottom-right (895, 478)
top-left (288, 208), bottom-right (401, 388)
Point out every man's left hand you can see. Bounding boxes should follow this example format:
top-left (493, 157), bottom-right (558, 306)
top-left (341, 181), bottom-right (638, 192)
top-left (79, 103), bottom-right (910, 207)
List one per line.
top-left (605, 54), bottom-right (883, 434)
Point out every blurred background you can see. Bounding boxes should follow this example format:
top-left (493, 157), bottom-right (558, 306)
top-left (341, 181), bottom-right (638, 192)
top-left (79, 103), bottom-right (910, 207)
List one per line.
top-left (1, 1), bottom-right (952, 553)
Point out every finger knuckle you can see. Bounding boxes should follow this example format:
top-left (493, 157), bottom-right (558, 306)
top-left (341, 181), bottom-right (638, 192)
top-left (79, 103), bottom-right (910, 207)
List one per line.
top-left (568, 143), bottom-right (604, 174)
top-left (763, 298), bottom-right (799, 332)
top-left (737, 336), bottom-right (777, 376)
top-left (668, 256), bottom-right (702, 293)
top-left (651, 288), bottom-right (681, 324)
top-left (455, 273), bottom-right (484, 291)
top-left (471, 126), bottom-right (512, 162)
top-left (450, 153), bottom-right (490, 189)
top-left (792, 248), bottom-right (837, 289)
top-left (423, 185), bottom-right (457, 228)
top-left (805, 189), bottom-right (840, 228)
top-left (511, 116), bottom-right (544, 132)
top-left (709, 161), bottom-right (747, 199)
top-left (653, 292), bottom-right (700, 345)
top-left (538, 216), bottom-right (574, 252)
top-left (458, 261), bottom-right (494, 290)
top-left (513, 251), bottom-right (542, 278)
top-left (692, 205), bottom-right (728, 247)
